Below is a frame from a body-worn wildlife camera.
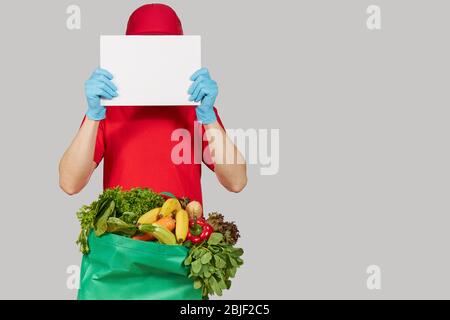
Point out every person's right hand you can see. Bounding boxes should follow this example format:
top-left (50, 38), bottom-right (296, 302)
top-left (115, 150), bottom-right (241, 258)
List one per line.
top-left (84, 68), bottom-right (118, 120)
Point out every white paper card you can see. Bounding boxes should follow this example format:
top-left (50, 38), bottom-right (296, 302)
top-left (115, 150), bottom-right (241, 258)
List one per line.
top-left (100, 35), bottom-right (201, 106)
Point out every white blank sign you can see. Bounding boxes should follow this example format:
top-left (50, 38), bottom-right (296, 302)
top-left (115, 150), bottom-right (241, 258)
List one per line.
top-left (100, 35), bottom-right (201, 106)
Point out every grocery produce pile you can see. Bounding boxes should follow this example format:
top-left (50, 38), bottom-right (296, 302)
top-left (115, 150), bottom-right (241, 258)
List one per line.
top-left (76, 187), bottom-right (244, 298)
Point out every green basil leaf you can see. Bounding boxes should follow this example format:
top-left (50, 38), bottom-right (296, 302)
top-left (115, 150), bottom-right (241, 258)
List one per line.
top-left (200, 264), bottom-right (209, 274)
top-left (210, 246), bottom-right (219, 253)
top-left (214, 255), bottom-right (227, 269)
top-left (184, 255), bottom-right (192, 266)
top-left (229, 256), bottom-right (238, 267)
top-left (208, 233), bottom-right (223, 245)
top-left (229, 266), bottom-right (237, 278)
top-left (193, 279), bottom-right (202, 289)
top-left (201, 252), bottom-right (212, 264)
top-left (193, 249), bottom-right (205, 259)
top-left (209, 276), bottom-right (222, 296)
top-left (218, 279), bottom-right (227, 290)
top-left (205, 280), bottom-right (213, 295)
top-left (191, 260), bottom-right (202, 274)
top-left (231, 248), bottom-right (244, 257)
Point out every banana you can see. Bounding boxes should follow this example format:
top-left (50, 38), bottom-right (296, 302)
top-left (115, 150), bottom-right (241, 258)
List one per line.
top-left (159, 198), bottom-right (181, 217)
top-left (138, 207), bottom-right (161, 225)
top-left (139, 224), bottom-right (177, 245)
top-left (175, 209), bottom-right (189, 243)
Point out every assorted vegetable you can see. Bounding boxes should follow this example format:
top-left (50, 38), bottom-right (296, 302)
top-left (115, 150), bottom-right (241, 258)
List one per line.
top-left (139, 223), bottom-right (177, 245)
top-left (75, 188), bottom-right (243, 299)
top-left (186, 218), bottom-right (214, 244)
top-left (206, 212), bottom-right (241, 245)
top-left (186, 200), bottom-right (203, 219)
top-left (76, 187), bottom-right (164, 254)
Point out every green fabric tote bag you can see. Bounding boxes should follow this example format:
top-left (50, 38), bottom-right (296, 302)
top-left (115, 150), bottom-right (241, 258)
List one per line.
top-left (77, 232), bottom-right (201, 300)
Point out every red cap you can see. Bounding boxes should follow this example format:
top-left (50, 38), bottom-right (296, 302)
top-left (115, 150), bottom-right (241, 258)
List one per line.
top-left (126, 3), bottom-right (183, 35)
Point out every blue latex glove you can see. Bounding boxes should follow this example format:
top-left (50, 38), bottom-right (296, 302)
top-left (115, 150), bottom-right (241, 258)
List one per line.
top-left (188, 68), bottom-right (218, 124)
top-left (84, 68), bottom-right (118, 120)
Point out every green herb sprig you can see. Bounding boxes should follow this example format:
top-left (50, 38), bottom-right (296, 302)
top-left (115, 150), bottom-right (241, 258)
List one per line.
top-left (184, 232), bottom-right (244, 299)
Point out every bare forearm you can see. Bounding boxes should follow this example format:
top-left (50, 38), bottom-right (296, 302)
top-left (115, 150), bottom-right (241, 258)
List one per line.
top-left (204, 122), bottom-right (247, 193)
top-left (59, 118), bottom-right (98, 195)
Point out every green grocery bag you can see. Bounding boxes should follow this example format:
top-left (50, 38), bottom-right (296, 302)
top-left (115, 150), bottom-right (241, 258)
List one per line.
top-left (77, 231), bottom-right (201, 300)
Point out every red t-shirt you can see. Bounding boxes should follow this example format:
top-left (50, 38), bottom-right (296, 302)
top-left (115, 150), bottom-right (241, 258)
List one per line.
top-left (83, 106), bottom-right (224, 204)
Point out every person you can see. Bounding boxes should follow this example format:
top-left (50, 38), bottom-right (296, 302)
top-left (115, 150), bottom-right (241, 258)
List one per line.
top-left (59, 3), bottom-right (247, 204)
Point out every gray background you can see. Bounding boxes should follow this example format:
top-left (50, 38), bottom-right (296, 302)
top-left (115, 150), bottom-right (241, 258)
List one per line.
top-left (0, 0), bottom-right (448, 299)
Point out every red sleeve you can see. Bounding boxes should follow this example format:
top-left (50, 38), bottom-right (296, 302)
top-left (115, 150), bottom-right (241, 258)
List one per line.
top-left (80, 115), bottom-right (105, 167)
top-left (202, 107), bottom-right (225, 172)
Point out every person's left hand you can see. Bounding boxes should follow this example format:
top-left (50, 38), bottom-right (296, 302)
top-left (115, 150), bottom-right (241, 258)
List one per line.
top-left (188, 68), bottom-right (218, 124)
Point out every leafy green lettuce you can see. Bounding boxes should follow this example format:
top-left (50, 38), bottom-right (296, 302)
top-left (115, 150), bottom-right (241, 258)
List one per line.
top-left (76, 187), bottom-right (164, 254)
